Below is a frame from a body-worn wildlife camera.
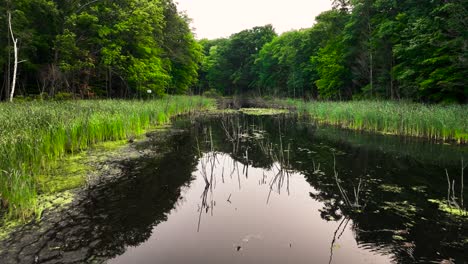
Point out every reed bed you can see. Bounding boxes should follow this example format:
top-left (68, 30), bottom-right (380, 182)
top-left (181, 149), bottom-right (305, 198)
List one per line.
top-left (0, 96), bottom-right (214, 220)
top-left (282, 99), bottom-right (468, 144)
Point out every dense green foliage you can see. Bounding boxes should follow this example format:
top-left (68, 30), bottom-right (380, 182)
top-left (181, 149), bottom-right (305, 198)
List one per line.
top-left (198, 0), bottom-right (467, 103)
top-left (282, 99), bottom-right (468, 143)
top-left (198, 25), bottom-right (277, 95)
top-left (0, 96), bottom-right (214, 220)
top-left (0, 0), bottom-right (201, 100)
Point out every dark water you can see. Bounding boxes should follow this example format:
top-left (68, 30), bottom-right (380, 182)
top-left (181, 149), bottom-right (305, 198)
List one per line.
top-left (2, 113), bottom-right (467, 263)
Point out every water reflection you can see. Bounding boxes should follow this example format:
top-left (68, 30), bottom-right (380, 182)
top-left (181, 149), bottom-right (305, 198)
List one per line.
top-left (177, 113), bottom-right (467, 263)
top-left (1, 113), bottom-right (466, 263)
top-left (0, 130), bottom-right (199, 263)
top-left (112, 113), bottom-right (466, 263)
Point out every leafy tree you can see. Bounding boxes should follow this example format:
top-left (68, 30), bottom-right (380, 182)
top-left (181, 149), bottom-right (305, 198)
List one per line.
top-left (160, 0), bottom-right (202, 94)
top-left (311, 10), bottom-right (350, 99)
top-left (393, 0), bottom-right (468, 102)
top-left (256, 29), bottom-right (317, 98)
top-left (0, 0), bottom-right (199, 100)
top-left (200, 25), bottom-right (276, 95)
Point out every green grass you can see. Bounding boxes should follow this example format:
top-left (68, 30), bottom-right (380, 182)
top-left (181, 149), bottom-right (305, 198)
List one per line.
top-left (0, 96), bottom-right (214, 221)
top-left (280, 99), bottom-right (468, 144)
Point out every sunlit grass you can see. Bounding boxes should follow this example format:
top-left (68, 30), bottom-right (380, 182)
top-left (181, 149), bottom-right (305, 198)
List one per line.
top-left (282, 100), bottom-right (468, 144)
top-left (0, 96), bottom-right (214, 220)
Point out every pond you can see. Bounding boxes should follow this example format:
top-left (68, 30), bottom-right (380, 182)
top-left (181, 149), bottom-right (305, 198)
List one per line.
top-left (1, 113), bottom-right (467, 263)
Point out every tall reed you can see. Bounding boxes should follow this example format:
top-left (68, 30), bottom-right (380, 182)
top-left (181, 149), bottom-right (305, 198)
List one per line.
top-left (282, 100), bottom-right (468, 144)
top-left (0, 96), bottom-right (214, 220)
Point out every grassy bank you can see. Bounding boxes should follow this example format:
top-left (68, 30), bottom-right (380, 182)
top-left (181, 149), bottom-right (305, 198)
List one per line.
top-left (0, 96), bottom-right (214, 221)
top-left (280, 99), bottom-right (468, 144)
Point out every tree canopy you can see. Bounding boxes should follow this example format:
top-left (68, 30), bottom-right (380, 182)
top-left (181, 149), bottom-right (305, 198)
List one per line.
top-left (0, 0), bottom-right (201, 99)
top-left (197, 0), bottom-right (468, 103)
top-left (1, 0), bottom-right (466, 103)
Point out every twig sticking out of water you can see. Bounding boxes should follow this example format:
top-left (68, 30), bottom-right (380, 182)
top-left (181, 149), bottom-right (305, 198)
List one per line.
top-left (461, 158), bottom-right (465, 210)
top-left (333, 154), bottom-right (363, 209)
top-left (445, 159), bottom-right (466, 215)
top-left (446, 169), bottom-right (458, 208)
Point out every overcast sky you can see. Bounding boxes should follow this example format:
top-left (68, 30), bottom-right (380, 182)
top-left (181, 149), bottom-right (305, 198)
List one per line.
top-left (175, 0), bottom-right (332, 39)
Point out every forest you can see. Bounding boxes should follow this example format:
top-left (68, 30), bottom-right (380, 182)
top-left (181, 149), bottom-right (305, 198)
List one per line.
top-left (1, 1), bottom-right (467, 263)
top-left (1, 0), bottom-right (467, 103)
top-left (197, 0), bottom-right (467, 103)
top-left (0, 0), bottom-right (201, 100)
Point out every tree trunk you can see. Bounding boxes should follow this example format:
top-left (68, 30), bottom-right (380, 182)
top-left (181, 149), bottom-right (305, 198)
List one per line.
top-left (368, 20), bottom-right (373, 97)
top-left (8, 12), bottom-right (18, 102)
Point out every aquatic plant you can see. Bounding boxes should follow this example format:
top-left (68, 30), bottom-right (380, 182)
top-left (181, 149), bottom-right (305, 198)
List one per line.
top-left (432, 160), bottom-right (467, 216)
top-left (281, 100), bottom-right (468, 144)
top-left (0, 96), bottom-right (214, 220)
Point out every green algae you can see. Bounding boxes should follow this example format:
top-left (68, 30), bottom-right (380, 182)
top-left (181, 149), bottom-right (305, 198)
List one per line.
top-left (239, 108), bottom-right (289, 116)
top-left (0, 96), bottom-right (215, 220)
top-left (428, 199), bottom-right (468, 216)
top-left (207, 109), bottom-right (239, 115)
top-left (0, 191), bottom-right (74, 241)
top-left (381, 201), bottom-right (417, 220)
top-left (35, 191), bottom-right (74, 219)
top-left (379, 184), bottom-right (404, 193)
top-left (37, 139), bottom-right (128, 195)
top-left (0, 122), bottom-right (179, 238)
top-left (392, 235), bottom-right (406, 241)
top-left (0, 219), bottom-right (22, 240)
top-left (0, 138), bottom-right (131, 238)
top-left (411, 186), bottom-right (427, 193)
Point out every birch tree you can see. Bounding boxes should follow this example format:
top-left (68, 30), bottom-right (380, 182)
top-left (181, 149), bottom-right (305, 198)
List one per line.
top-left (8, 11), bottom-right (18, 102)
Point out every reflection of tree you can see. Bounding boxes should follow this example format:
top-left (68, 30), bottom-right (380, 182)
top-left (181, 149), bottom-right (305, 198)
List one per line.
top-left (195, 131), bottom-right (217, 232)
top-left (4, 113), bottom-right (465, 263)
top-left (194, 113), bottom-right (467, 263)
top-left (328, 217), bottom-right (351, 264)
top-left (0, 131), bottom-right (200, 263)
top-left (219, 113), bottom-right (296, 201)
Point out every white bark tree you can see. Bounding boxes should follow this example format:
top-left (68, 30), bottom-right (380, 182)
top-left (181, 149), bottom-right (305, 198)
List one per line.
top-left (8, 12), bottom-right (18, 102)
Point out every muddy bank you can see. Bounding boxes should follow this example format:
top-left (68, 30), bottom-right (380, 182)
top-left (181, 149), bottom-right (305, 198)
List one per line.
top-left (0, 128), bottom-right (193, 264)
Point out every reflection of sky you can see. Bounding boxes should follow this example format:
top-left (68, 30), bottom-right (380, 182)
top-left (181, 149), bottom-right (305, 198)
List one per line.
top-left (110, 153), bottom-right (391, 264)
top-left (175, 0), bottom-right (332, 39)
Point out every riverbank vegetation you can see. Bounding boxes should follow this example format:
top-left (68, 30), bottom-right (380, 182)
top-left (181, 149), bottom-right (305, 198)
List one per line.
top-left (283, 100), bottom-right (468, 143)
top-left (0, 96), bottom-right (213, 221)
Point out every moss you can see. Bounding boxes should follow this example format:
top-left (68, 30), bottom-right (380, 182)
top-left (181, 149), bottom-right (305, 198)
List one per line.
top-left (379, 184), bottom-right (403, 193)
top-left (428, 199), bottom-right (468, 216)
top-left (239, 108), bottom-right (289, 116)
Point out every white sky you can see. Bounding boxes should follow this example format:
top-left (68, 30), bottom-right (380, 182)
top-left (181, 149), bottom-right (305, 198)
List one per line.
top-left (175, 0), bottom-right (332, 39)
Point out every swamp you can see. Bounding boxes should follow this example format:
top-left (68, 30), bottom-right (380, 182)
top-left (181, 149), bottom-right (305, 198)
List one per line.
top-left (1, 0), bottom-right (468, 263)
top-left (1, 109), bottom-right (466, 263)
